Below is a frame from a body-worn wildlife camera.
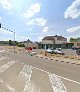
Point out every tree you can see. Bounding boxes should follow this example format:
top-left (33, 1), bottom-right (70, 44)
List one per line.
top-left (9, 40), bottom-right (12, 46)
top-left (70, 37), bottom-right (77, 42)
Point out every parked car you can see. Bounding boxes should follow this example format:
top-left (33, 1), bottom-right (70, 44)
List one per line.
top-left (54, 49), bottom-right (65, 55)
top-left (56, 48), bottom-right (61, 51)
top-left (72, 47), bottom-right (80, 50)
top-left (25, 47), bottom-right (32, 51)
top-left (76, 49), bottom-right (80, 55)
top-left (47, 48), bottom-right (56, 54)
top-left (47, 48), bottom-right (65, 55)
top-left (30, 52), bottom-right (37, 55)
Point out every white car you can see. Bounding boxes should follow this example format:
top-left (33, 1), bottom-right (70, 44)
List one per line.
top-left (47, 48), bottom-right (54, 53)
top-left (54, 49), bottom-right (65, 55)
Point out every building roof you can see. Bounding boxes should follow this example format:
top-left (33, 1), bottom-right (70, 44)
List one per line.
top-left (42, 36), bottom-right (55, 40)
top-left (42, 35), bottom-right (67, 40)
top-left (24, 39), bottom-right (33, 43)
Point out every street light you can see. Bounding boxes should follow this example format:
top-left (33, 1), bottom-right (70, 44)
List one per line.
top-left (0, 23), bottom-right (15, 54)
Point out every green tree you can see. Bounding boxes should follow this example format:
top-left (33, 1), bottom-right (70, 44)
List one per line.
top-left (70, 37), bottom-right (77, 42)
top-left (9, 40), bottom-right (12, 46)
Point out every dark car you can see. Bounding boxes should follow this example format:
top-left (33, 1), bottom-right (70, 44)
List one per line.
top-left (76, 49), bottom-right (80, 55)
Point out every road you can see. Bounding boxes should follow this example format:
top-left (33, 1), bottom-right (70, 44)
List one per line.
top-left (0, 48), bottom-right (80, 92)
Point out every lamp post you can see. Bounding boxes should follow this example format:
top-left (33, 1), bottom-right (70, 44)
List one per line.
top-left (0, 23), bottom-right (15, 54)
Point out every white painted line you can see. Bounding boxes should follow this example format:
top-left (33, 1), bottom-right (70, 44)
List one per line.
top-left (0, 50), bottom-right (5, 52)
top-left (49, 74), bottom-right (67, 92)
top-left (59, 76), bottom-right (80, 85)
top-left (0, 79), bottom-right (3, 83)
top-left (31, 66), bottom-right (80, 85)
top-left (23, 81), bottom-right (40, 92)
top-left (19, 65), bottom-right (33, 81)
top-left (6, 84), bottom-right (15, 92)
top-left (0, 79), bottom-right (15, 92)
top-left (19, 65), bottom-right (33, 92)
top-left (33, 66), bottom-right (49, 75)
top-left (0, 56), bottom-right (7, 60)
top-left (0, 61), bottom-right (17, 73)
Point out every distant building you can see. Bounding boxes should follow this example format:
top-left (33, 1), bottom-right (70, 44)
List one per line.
top-left (38, 35), bottom-right (68, 49)
top-left (69, 37), bottom-right (80, 49)
top-left (23, 39), bottom-right (38, 49)
top-left (70, 42), bottom-right (80, 49)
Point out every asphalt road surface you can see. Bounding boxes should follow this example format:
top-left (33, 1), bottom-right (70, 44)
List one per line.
top-left (0, 48), bottom-right (80, 92)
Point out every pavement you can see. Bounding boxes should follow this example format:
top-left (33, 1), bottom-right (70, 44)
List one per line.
top-left (0, 47), bottom-right (80, 92)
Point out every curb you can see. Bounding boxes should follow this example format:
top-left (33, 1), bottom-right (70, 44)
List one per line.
top-left (35, 55), bottom-right (80, 66)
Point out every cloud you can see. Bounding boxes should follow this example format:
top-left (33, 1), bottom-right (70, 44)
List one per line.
top-left (38, 36), bottom-right (43, 40)
top-left (0, 0), bottom-right (12, 10)
top-left (66, 26), bottom-right (80, 33)
top-left (22, 3), bottom-right (41, 18)
top-left (29, 28), bottom-right (32, 30)
top-left (0, 28), bottom-right (13, 34)
top-left (64, 0), bottom-right (80, 19)
top-left (42, 27), bottom-right (48, 32)
top-left (30, 32), bottom-right (38, 36)
top-left (27, 18), bottom-right (47, 27)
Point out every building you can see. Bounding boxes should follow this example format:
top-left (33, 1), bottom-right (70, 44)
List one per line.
top-left (70, 42), bottom-right (80, 49)
top-left (69, 37), bottom-right (80, 49)
top-left (38, 35), bottom-right (68, 49)
top-left (23, 39), bottom-right (38, 49)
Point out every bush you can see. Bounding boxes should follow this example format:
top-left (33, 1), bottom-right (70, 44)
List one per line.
top-left (17, 43), bottom-right (25, 47)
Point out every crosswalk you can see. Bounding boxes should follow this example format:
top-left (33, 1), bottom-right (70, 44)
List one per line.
top-left (0, 54), bottom-right (80, 92)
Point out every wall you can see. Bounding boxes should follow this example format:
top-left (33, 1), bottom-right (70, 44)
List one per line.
top-left (24, 43), bottom-right (38, 49)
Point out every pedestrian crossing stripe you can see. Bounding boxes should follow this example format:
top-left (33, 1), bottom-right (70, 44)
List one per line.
top-left (0, 61), bottom-right (17, 73)
top-left (49, 74), bottom-right (67, 92)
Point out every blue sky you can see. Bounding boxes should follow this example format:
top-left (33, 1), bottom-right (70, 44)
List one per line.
top-left (0, 0), bottom-right (80, 42)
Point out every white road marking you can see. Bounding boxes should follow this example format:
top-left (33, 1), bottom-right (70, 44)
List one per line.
top-left (6, 84), bottom-right (15, 92)
top-left (49, 74), bottom-right (67, 92)
top-left (0, 79), bottom-right (3, 83)
top-left (31, 66), bottom-right (80, 85)
top-left (59, 76), bottom-right (80, 85)
top-left (0, 50), bottom-right (5, 52)
top-left (23, 82), bottom-right (40, 92)
top-left (0, 56), bottom-right (7, 60)
top-left (19, 65), bottom-right (33, 81)
top-left (0, 61), bottom-right (17, 73)
top-left (0, 79), bottom-right (15, 92)
top-left (33, 66), bottom-right (49, 74)
top-left (19, 65), bottom-right (33, 92)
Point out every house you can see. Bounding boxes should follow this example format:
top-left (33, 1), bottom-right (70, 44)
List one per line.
top-left (23, 39), bottom-right (38, 49)
top-left (38, 35), bottom-right (68, 49)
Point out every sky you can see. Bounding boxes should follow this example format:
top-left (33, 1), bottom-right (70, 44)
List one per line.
top-left (0, 0), bottom-right (80, 42)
